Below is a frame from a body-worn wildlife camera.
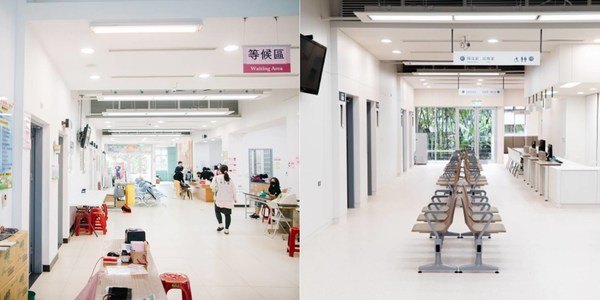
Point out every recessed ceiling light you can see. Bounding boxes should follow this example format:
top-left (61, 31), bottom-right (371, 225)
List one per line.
top-left (210, 120), bottom-right (217, 123)
top-left (426, 86), bottom-right (432, 88)
top-left (423, 82), bottom-right (429, 86)
top-left (392, 50), bottom-right (401, 54)
top-left (477, 79), bottom-right (484, 82)
top-left (201, 125), bottom-right (208, 128)
top-left (81, 48), bottom-right (95, 54)
top-left (487, 39), bottom-right (499, 43)
top-left (476, 82), bottom-right (482, 86)
top-left (590, 88), bottom-right (598, 91)
top-left (203, 140), bottom-right (208, 143)
top-left (90, 75), bottom-right (100, 80)
top-left (210, 138), bottom-right (215, 142)
top-left (577, 92), bottom-right (584, 95)
top-left (198, 73), bottom-right (210, 78)
top-left (419, 78), bottom-right (426, 82)
top-left (594, 39), bottom-right (600, 43)
top-left (224, 45), bottom-right (239, 51)
top-left (381, 38), bottom-right (392, 43)
top-left (157, 120), bottom-right (165, 123)
top-left (104, 121), bottom-right (111, 124)
top-left (154, 125), bottom-right (159, 128)
top-left (106, 125), bottom-right (111, 128)
top-left (560, 82), bottom-right (581, 88)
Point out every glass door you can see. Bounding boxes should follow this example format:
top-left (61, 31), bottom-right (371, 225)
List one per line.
top-left (457, 108), bottom-right (494, 161)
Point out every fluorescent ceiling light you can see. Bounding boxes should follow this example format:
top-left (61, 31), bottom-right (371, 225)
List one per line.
top-left (577, 92), bottom-right (584, 95)
top-left (539, 14), bottom-right (600, 21)
top-left (369, 14), bottom-right (453, 22)
top-left (392, 50), bottom-right (402, 54)
top-left (381, 38), bottom-right (392, 43)
top-left (204, 94), bottom-right (259, 100)
top-left (404, 61), bottom-right (454, 66)
top-left (560, 82), bottom-right (581, 88)
top-left (158, 120), bottom-right (165, 123)
top-left (419, 78), bottom-right (426, 82)
top-left (413, 72), bottom-right (503, 76)
top-left (90, 75), bottom-right (101, 80)
top-left (454, 15), bottom-right (538, 21)
top-left (487, 39), bottom-right (499, 43)
top-left (81, 48), bottom-right (95, 54)
top-left (91, 24), bottom-right (201, 34)
top-left (477, 79), bottom-right (484, 82)
top-left (101, 94), bottom-right (205, 101)
top-left (224, 45), bottom-right (239, 51)
top-left (198, 73), bottom-right (210, 78)
top-left (112, 134), bottom-right (183, 137)
top-left (101, 109), bottom-right (233, 117)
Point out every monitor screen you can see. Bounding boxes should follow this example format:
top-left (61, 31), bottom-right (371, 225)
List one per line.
top-left (538, 139), bottom-right (546, 153)
top-left (80, 124), bottom-right (91, 148)
top-left (300, 34), bottom-right (327, 95)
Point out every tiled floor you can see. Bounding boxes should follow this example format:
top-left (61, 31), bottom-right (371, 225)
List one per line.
top-left (301, 162), bottom-right (600, 300)
top-left (31, 183), bottom-right (299, 300)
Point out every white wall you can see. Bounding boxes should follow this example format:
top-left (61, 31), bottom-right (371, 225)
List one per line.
top-left (300, 0), bottom-right (334, 240)
top-left (585, 94), bottom-right (598, 166)
top-left (376, 63), bottom-right (398, 188)
top-left (0, 0), bottom-right (17, 225)
top-left (19, 27), bottom-right (92, 267)
top-left (209, 93), bottom-right (299, 199)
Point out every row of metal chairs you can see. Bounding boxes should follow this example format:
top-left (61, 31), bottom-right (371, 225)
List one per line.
top-left (411, 151), bottom-right (506, 273)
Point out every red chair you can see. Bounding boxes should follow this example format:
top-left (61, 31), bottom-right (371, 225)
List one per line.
top-left (90, 207), bottom-right (107, 235)
top-left (160, 273), bottom-right (192, 300)
top-left (74, 208), bottom-right (92, 236)
top-left (287, 227), bottom-right (300, 257)
top-left (260, 205), bottom-right (271, 223)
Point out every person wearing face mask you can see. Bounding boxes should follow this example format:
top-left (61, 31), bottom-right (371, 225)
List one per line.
top-left (249, 177), bottom-right (281, 219)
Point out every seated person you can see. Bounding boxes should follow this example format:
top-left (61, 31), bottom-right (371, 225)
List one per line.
top-left (173, 166), bottom-right (190, 189)
top-left (250, 177), bottom-right (281, 219)
top-left (200, 167), bottom-right (215, 181)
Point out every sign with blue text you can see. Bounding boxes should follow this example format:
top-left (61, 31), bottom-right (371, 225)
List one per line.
top-left (459, 88), bottom-right (503, 96)
top-left (453, 51), bottom-right (540, 66)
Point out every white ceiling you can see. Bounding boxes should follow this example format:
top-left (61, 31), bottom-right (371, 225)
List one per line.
top-left (29, 15), bottom-right (299, 142)
top-left (340, 26), bottom-right (600, 90)
top-left (29, 16), bottom-right (299, 91)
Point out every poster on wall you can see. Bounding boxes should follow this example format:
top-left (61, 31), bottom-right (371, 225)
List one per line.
top-left (23, 113), bottom-right (31, 149)
top-left (274, 158), bottom-right (282, 170)
top-left (0, 97), bottom-right (14, 190)
top-left (228, 156), bottom-right (237, 173)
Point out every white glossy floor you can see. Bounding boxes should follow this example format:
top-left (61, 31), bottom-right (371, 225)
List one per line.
top-left (31, 183), bottom-right (299, 300)
top-left (302, 162), bottom-right (600, 300)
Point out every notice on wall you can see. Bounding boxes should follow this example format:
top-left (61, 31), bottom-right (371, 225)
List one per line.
top-left (228, 157), bottom-right (237, 173)
top-left (23, 113), bottom-right (31, 150)
top-left (274, 158), bottom-right (282, 170)
top-left (0, 98), bottom-right (13, 190)
top-left (243, 45), bottom-right (291, 73)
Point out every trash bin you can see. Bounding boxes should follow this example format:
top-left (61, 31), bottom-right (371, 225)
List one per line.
top-left (28, 291), bottom-right (35, 300)
top-left (125, 183), bottom-right (136, 206)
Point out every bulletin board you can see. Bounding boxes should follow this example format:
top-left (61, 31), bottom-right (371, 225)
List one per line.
top-left (0, 98), bottom-right (13, 190)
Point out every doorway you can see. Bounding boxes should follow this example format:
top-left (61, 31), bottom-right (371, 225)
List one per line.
top-left (366, 101), bottom-right (373, 196)
top-left (458, 108), bottom-right (494, 160)
top-left (58, 135), bottom-right (64, 248)
top-left (29, 124), bottom-right (43, 285)
top-left (345, 94), bottom-right (355, 208)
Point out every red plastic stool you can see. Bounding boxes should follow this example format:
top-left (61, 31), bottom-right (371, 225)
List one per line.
top-left (287, 227), bottom-right (300, 257)
top-left (102, 203), bottom-right (108, 220)
top-left (90, 207), bottom-right (107, 235)
top-left (260, 205), bottom-right (271, 223)
top-left (160, 273), bottom-right (192, 300)
top-left (74, 209), bottom-right (92, 236)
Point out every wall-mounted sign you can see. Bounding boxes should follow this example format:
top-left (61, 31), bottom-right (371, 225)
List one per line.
top-left (459, 88), bottom-right (503, 96)
top-left (471, 100), bottom-right (483, 106)
top-left (453, 51), bottom-right (540, 66)
top-left (0, 97), bottom-right (13, 190)
top-left (243, 45), bottom-right (291, 73)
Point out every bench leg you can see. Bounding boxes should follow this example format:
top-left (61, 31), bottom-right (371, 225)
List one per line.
top-left (418, 238), bottom-right (459, 273)
top-left (459, 238), bottom-right (499, 273)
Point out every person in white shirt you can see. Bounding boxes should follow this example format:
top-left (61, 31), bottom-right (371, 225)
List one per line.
top-left (210, 165), bottom-right (236, 234)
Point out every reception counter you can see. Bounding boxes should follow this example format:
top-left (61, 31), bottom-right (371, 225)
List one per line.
top-left (548, 160), bottom-right (600, 207)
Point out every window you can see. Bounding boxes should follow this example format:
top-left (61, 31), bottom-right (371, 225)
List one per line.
top-left (504, 106), bottom-right (526, 135)
top-left (155, 147), bottom-right (168, 170)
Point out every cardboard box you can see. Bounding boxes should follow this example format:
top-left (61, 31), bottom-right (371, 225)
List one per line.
top-left (130, 241), bottom-right (149, 265)
top-left (0, 231), bottom-right (28, 287)
top-left (0, 265), bottom-right (28, 300)
top-left (116, 199), bottom-right (126, 208)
